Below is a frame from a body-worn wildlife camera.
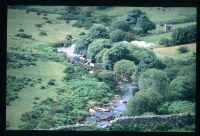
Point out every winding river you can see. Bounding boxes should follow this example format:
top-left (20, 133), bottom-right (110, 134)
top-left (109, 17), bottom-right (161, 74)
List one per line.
top-left (57, 45), bottom-right (136, 127)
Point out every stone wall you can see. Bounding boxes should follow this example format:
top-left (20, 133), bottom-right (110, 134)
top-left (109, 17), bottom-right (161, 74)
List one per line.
top-left (36, 113), bottom-right (195, 130)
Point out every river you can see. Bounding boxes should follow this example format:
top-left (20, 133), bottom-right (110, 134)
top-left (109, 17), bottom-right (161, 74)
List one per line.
top-left (57, 45), bottom-right (136, 127)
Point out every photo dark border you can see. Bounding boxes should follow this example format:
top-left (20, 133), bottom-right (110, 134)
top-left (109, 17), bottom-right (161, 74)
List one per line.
top-left (0, 0), bottom-right (199, 136)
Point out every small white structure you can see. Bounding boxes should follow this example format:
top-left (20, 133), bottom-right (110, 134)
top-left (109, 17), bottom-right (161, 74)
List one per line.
top-left (89, 108), bottom-right (96, 115)
top-left (164, 24), bottom-right (173, 32)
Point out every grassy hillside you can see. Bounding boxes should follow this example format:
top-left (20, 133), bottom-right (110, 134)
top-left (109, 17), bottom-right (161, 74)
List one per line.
top-left (153, 43), bottom-right (196, 60)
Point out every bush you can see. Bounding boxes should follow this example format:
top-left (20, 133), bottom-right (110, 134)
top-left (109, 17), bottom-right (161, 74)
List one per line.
top-left (138, 69), bottom-right (169, 99)
top-left (102, 42), bottom-right (131, 70)
top-left (39, 31), bottom-right (48, 36)
top-left (114, 59), bottom-right (136, 78)
top-left (47, 79), bottom-right (55, 86)
top-left (15, 33), bottom-right (32, 39)
top-left (87, 39), bottom-right (112, 62)
top-left (18, 29), bottom-right (24, 32)
top-left (45, 20), bottom-right (52, 24)
top-left (88, 24), bottom-right (109, 39)
top-left (158, 101), bottom-right (195, 114)
top-left (110, 30), bottom-right (125, 42)
top-left (177, 46), bottom-right (189, 53)
top-left (171, 25), bottom-right (196, 45)
top-left (169, 75), bottom-right (195, 101)
top-left (79, 32), bottom-right (85, 36)
top-left (159, 38), bottom-right (171, 47)
top-left (40, 86), bottom-right (46, 89)
top-left (113, 21), bottom-right (131, 31)
top-left (125, 90), bottom-right (161, 116)
top-left (95, 48), bottom-right (108, 63)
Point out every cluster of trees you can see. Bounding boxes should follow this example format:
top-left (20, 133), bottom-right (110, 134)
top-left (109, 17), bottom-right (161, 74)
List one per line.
top-left (125, 54), bottom-right (196, 116)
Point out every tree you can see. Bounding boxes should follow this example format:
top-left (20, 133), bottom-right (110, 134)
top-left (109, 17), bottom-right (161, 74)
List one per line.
top-left (110, 30), bottom-right (125, 42)
top-left (126, 9), bottom-right (145, 26)
top-left (95, 48), bottom-right (108, 63)
top-left (102, 43), bottom-right (131, 70)
top-left (113, 21), bottom-right (130, 31)
top-left (159, 38), bottom-right (171, 47)
top-left (114, 60), bottom-right (136, 79)
top-left (177, 46), bottom-right (189, 53)
top-left (169, 75), bottom-right (195, 101)
top-left (37, 12), bottom-right (41, 18)
top-left (125, 90), bottom-right (161, 116)
top-left (171, 25), bottom-right (196, 45)
top-left (138, 69), bottom-right (169, 99)
top-left (136, 15), bottom-right (156, 34)
top-left (87, 39), bottom-right (112, 62)
top-left (88, 24), bottom-right (109, 39)
top-left (74, 35), bottom-right (93, 56)
top-left (35, 24), bottom-right (43, 30)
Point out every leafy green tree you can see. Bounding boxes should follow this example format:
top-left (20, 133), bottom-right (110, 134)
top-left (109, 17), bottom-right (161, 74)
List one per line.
top-left (74, 35), bottom-right (93, 56)
top-left (169, 75), bottom-right (195, 101)
top-left (88, 24), bottom-right (109, 39)
top-left (125, 90), bottom-right (161, 116)
top-left (110, 29), bottom-right (125, 42)
top-left (95, 48), bottom-right (108, 63)
top-left (138, 69), bottom-right (169, 99)
top-left (63, 63), bottom-right (75, 74)
top-left (87, 39), bottom-right (112, 62)
top-left (136, 15), bottom-right (156, 34)
top-left (126, 9), bottom-right (145, 26)
top-left (96, 70), bottom-right (117, 88)
top-left (114, 59), bottom-right (136, 78)
top-left (113, 21), bottom-right (130, 31)
top-left (171, 25), bottom-right (196, 45)
top-left (177, 46), bottom-right (189, 53)
top-left (159, 38), bottom-right (172, 47)
top-left (102, 43), bottom-right (131, 70)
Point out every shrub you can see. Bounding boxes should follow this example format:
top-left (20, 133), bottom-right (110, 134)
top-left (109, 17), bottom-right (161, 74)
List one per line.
top-left (158, 101), bottom-right (195, 114)
top-left (40, 86), bottom-right (46, 89)
top-left (47, 79), bottom-right (55, 86)
top-left (102, 42), bottom-right (131, 70)
top-left (125, 90), bottom-right (162, 116)
top-left (88, 24), bottom-right (109, 39)
top-left (79, 32), bottom-right (85, 36)
top-left (138, 69), bottom-right (169, 99)
top-left (177, 46), bottom-right (189, 53)
top-left (159, 38), bottom-right (171, 47)
top-left (15, 33), bottom-right (32, 39)
top-left (95, 48), bottom-right (108, 63)
top-left (87, 39), bottom-right (112, 62)
top-left (39, 32), bottom-right (48, 36)
top-left (18, 29), bottom-right (24, 32)
top-left (171, 25), bottom-right (196, 45)
top-left (113, 21), bottom-right (131, 31)
top-left (114, 59), bottom-right (136, 78)
top-left (110, 30), bottom-right (125, 42)
top-left (45, 20), bottom-right (52, 24)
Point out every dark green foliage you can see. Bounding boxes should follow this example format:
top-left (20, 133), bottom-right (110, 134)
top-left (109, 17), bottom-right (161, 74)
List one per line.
top-left (171, 25), bottom-right (196, 45)
top-left (96, 70), bottom-right (117, 88)
top-left (102, 43), bottom-right (131, 70)
top-left (45, 20), bottom-right (52, 24)
top-left (159, 38), bottom-right (171, 47)
top-left (138, 69), bottom-right (169, 99)
top-left (177, 46), bottom-right (189, 53)
top-left (7, 76), bottom-right (38, 105)
top-left (39, 31), bottom-right (48, 36)
top-left (15, 33), bottom-right (32, 39)
top-left (64, 35), bottom-right (73, 47)
top-left (40, 86), bottom-right (46, 89)
top-left (43, 13), bottom-right (47, 16)
top-left (158, 101), bottom-right (195, 114)
top-left (79, 32), bottom-right (85, 36)
top-left (88, 24), bottom-right (109, 39)
top-left (136, 15), bottom-right (156, 34)
top-left (114, 59), bottom-right (136, 78)
top-left (113, 21), bottom-right (130, 31)
top-left (74, 35), bottom-right (93, 56)
top-left (125, 91), bottom-right (161, 116)
top-left (96, 14), bottom-right (111, 25)
top-left (126, 9), bottom-right (145, 26)
top-left (87, 39), bottom-right (112, 62)
top-left (110, 30), bottom-right (135, 42)
top-left (95, 48), bottom-right (108, 63)
top-left (63, 63), bottom-right (75, 74)
top-left (169, 75), bottom-right (195, 101)
top-left (35, 24), bottom-right (43, 30)
top-left (47, 79), bottom-right (55, 86)
top-left (18, 29), bottom-right (24, 32)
